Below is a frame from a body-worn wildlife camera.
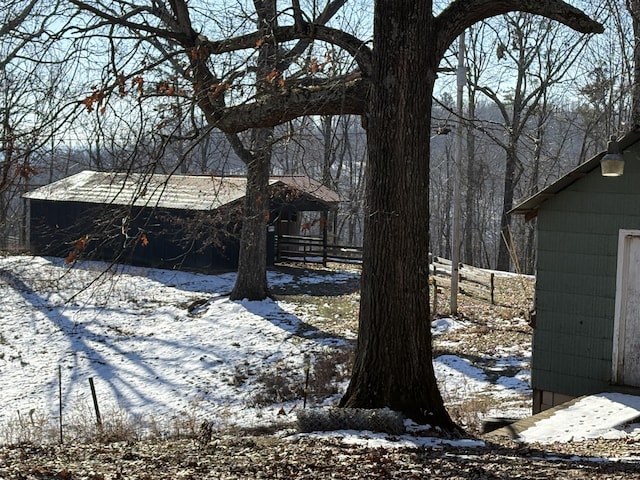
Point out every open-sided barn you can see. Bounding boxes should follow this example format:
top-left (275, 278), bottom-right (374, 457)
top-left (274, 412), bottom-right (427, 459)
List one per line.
top-left (23, 170), bottom-right (339, 271)
top-left (512, 130), bottom-right (640, 413)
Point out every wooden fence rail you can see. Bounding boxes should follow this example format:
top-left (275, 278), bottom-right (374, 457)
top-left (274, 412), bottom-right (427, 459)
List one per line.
top-left (275, 241), bottom-right (497, 307)
top-left (276, 234), bottom-right (363, 265)
top-left (430, 256), bottom-right (496, 306)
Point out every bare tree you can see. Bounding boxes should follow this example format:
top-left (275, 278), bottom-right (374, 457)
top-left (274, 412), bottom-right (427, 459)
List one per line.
top-left (0, 0), bottom-right (84, 248)
top-left (227, 0), bottom-right (278, 301)
top-left (624, 0), bottom-right (640, 126)
top-left (337, 1), bottom-right (601, 425)
top-left (53, 0), bottom-right (601, 427)
top-left (465, 13), bottom-right (592, 271)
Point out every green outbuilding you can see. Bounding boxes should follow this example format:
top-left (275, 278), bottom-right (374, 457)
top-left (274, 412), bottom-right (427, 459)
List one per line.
top-left (512, 129), bottom-right (640, 413)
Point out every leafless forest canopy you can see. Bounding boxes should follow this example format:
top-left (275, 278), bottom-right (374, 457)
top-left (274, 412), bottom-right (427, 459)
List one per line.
top-left (0, 1), bottom-right (630, 274)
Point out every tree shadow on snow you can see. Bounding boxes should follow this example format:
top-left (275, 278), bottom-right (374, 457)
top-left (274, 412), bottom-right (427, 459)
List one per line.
top-left (0, 268), bottom-right (215, 417)
top-left (232, 296), bottom-right (354, 348)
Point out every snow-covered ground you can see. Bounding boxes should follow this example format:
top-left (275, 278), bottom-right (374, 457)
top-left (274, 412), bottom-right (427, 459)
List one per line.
top-left (0, 255), bottom-right (352, 438)
top-left (0, 255), bottom-right (637, 447)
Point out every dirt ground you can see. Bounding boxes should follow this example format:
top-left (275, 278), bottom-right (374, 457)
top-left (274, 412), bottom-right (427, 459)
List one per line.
top-left (2, 435), bottom-right (640, 479)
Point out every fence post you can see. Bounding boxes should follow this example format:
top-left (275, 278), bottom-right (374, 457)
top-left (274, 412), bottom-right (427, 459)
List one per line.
top-left (58, 366), bottom-right (63, 444)
top-left (432, 279), bottom-right (438, 318)
top-left (89, 377), bottom-right (103, 431)
top-left (490, 273), bottom-right (495, 305)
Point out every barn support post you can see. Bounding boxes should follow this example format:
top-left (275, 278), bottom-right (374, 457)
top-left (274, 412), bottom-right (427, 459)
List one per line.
top-left (322, 210), bottom-right (328, 267)
top-left (23, 197), bottom-right (31, 251)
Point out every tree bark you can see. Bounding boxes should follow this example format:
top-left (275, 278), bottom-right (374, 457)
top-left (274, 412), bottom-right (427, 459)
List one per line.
top-left (229, 129), bottom-right (271, 301)
top-left (463, 89), bottom-right (477, 266)
top-left (229, 0), bottom-right (277, 301)
top-left (339, 0), bottom-right (601, 428)
top-left (497, 149), bottom-right (517, 272)
top-left (339, 0), bottom-right (454, 428)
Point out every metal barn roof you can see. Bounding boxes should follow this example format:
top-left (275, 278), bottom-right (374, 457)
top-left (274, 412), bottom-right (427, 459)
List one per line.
top-left (24, 170), bottom-right (340, 211)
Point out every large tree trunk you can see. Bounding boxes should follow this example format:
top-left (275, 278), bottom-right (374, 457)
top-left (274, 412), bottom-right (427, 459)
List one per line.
top-left (463, 93), bottom-right (477, 266)
top-left (229, 0), bottom-right (276, 301)
top-left (230, 129), bottom-right (271, 301)
top-left (340, 0), bottom-right (454, 428)
top-left (496, 151), bottom-right (516, 272)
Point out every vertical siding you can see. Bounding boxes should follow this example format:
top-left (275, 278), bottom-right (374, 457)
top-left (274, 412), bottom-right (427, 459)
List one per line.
top-left (29, 200), bottom-right (236, 271)
top-left (533, 147), bottom-right (640, 397)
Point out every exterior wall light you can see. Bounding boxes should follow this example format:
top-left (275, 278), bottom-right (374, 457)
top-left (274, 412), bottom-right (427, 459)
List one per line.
top-left (601, 135), bottom-right (624, 177)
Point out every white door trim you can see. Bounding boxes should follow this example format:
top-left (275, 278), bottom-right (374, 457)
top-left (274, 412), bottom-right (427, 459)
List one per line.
top-left (612, 229), bottom-right (640, 385)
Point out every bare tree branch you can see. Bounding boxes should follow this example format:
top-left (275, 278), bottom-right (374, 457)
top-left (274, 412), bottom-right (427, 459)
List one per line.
top-left (0, 0), bottom-right (38, 36)
top-left (66, 0), bottom-right (193, 43)
top-left (436, 0), bottom-right (604, 55)
top-left (199, 25), bottom-right (372, 76)
top-left (209, 77), bottom-right (367, 134)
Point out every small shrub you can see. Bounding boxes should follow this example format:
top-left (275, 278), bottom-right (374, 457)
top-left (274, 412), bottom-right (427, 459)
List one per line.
top-left (165, 397), bottom-right (210, 440)
top-left (251, 370), bottom-right (303, 406)
top-left (61, 402), bottom-right (143, 444)
top-left (1, 409), bottom-right (59, 445)
top-left (98, 409), bottom-right (143, 443)
top-left (308, 347), bottom-right (353, 399)
top-left (443, 393), bottom-right (498, 434)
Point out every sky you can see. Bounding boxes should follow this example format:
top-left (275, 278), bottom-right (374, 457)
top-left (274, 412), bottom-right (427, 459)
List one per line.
top-left (0, 254), bottom-right (639, 452)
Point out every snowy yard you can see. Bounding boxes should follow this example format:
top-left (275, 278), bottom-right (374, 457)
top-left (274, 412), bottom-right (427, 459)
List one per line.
top-left (0, 255), bottom-right (528, 442)
top-left (0, 255), bottom-right (637, 450)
